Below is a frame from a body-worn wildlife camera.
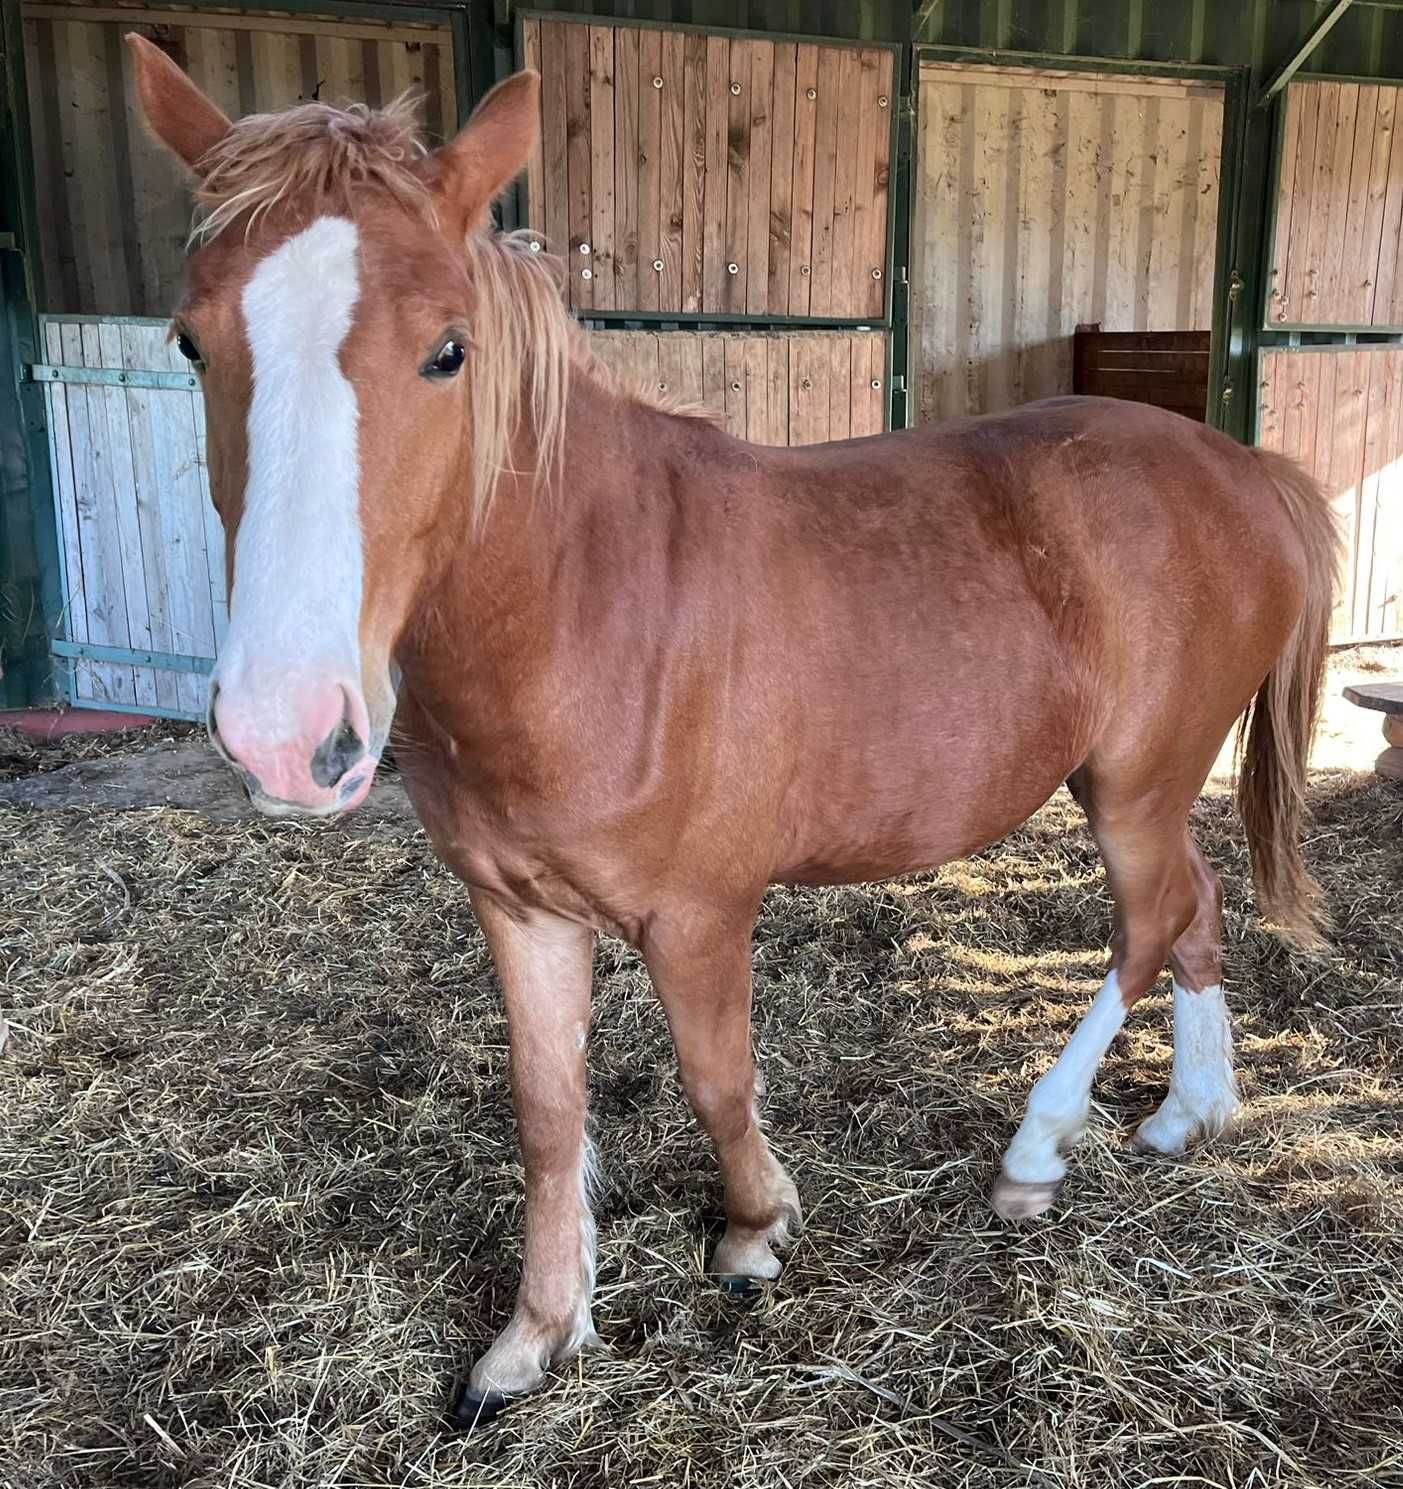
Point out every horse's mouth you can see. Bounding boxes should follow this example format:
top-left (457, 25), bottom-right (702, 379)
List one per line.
top-left (231, 760), bottom-right (377, 818)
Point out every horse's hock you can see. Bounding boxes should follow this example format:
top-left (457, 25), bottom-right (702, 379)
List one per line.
top-left (1343, 684), bottom-right (1403, 780)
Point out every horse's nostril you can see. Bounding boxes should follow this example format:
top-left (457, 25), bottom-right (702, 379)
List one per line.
top-left (206, 681), bottom-right (228, 755)
top-left (310, 717), bottom-right (365, 789)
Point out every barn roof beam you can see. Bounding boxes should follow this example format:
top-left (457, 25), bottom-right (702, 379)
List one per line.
top-left (1255, 0), bottom-right (1355, 108)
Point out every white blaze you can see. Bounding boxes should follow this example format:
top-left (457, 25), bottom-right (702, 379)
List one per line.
top-left (214, 216), bottom-right (363, 731)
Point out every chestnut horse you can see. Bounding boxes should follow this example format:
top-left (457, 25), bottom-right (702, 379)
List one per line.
top-left (128, 39), bottom-right (1338, 1426)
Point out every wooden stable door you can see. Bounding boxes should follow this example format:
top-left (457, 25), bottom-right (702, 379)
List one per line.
top-left (911, 61), bottom-right (1225, 421)
top-left (519, 16), bottom-right (895, 319)
top-left (1268, 80), bottom-right (1403, 332)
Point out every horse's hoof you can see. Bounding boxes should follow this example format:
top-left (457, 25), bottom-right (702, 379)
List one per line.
top-left (990, 1174), bottom-right (1060, 1221)
top-left (452, 1386), bottom-right (514, 1431)
top-left (715, 1273), bottom-right (765, 1298)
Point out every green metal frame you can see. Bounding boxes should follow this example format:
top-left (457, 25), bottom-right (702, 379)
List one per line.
top-left (1, 0), bottom-right (63, 706)
top-left (513, 8), bottom-right (905, 356)
top-left (910, 45), bottom-right (1250, 437)
top-left (1255, 0), bottom-right (1356, 108)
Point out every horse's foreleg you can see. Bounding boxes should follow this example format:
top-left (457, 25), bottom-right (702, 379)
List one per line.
top-left (457, 894), bottom-right (597, 1426)
top-left (643, 911), bottom-right (801, 1287)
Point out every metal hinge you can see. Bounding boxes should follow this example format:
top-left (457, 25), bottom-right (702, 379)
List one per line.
top-left (25, 363), bottom-right (199, 392)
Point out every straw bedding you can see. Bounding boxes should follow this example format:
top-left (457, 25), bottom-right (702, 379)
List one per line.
top-left (1, 725), bottom-right (1400, 1488)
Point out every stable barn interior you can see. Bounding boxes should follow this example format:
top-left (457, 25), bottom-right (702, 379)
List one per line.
top-left (1, 4), bottom-right (1403, 1487)
top-left (5, 3), bottom-right (1403, 720)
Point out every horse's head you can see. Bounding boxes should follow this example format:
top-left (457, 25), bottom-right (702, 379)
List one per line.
top-left (128, 35), bottom-right (540, 816)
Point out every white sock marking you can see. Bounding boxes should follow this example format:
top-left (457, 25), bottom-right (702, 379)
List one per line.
top-left (1135, 982), bottom-right (1238, 1154)
top-left (214, 216), bottom-right (363, 730)
top-left (1002, 970), bottom-right (1129, 1185)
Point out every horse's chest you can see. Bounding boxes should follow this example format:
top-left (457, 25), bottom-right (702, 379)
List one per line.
top-left (401, 763), bottom-right (631, 930)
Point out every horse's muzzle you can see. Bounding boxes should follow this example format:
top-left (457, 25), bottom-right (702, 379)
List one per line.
top-left (207, 674), bottom-right (376, 816)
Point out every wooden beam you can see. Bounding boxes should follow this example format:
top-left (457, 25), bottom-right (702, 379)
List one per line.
top-left (1255, 0), bottom-right (1355, 109)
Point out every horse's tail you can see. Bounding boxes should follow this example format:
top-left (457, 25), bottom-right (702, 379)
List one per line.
top-left (1234, 448), bottom-right (1340, 951)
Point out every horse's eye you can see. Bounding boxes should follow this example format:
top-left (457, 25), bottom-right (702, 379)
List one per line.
top-left (175, 331), bottom-right (204, 368)
top-left (423, 338), bottom-right (466, 379)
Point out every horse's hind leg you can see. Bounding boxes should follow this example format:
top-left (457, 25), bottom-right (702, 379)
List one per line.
top-left (993, 773), bottom-right (1209, 1219)
top-left (642, 909), bottom-right (801, 1286)
top-left (1133, 836), bottom-right (1239, 1154)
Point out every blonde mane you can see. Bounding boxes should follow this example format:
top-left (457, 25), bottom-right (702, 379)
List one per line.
top-left (189, 96), bottom-right (618, 514)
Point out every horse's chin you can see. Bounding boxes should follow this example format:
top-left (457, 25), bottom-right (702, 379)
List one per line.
top-left (239, 759), bottom-right (379, 818)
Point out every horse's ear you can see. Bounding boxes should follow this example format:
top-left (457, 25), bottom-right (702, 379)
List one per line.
top-left (427, 70), bottom-right (540, 236)
top-left (125, 33), bottom-right (232, 172)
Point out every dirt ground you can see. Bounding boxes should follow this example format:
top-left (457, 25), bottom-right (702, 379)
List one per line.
top-left (1, 646), bottom-right (1400, 1489)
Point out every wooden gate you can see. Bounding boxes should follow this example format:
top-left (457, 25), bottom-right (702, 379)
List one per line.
top-left (38, 316), bottom-right (220, 714)
top-left (1266, 80), bottom-right (1403, 332)
top-left (590, 330), bottom-right (886, 443)
top-left (1259, 348), bottom-right (1403, 644)
top-left (911, 59), bottom-right (1225, 421)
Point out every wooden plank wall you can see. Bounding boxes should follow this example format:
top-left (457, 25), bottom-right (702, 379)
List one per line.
top-left (588, 330), bottom-right (886, 442)
top-left (1259, 349), bottom-right (1403, 643)
top-left (42, 315), bottom-right (220, 714)
top-left (22, 3), bottom-right (457, 316)
top-left (1268, 80), bottom-right (1403, 330)
top-left (521, 16), bottom-right (894, 318)
top-left (912, 63), bottom-right (1224, 422)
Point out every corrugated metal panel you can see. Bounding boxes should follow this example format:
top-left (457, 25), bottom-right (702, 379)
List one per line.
top-left (21, 3), bottom-right (457, 316)
top-left (912, 61), bottom-right (1223, 421)
top-left (1269, 79), bottom-right (1403, 330)
top-left (589, 328), bottom-right (886, 440)
top-left (919, 0), bottom-right (1403, 76)
top-left (1260, 347), bottom-right (1403, 643)
top-left (520, 14), bottom-right (894, 317)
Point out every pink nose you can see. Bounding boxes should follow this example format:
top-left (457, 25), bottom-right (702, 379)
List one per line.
top-left (209, 677), bottom-right (373, 812)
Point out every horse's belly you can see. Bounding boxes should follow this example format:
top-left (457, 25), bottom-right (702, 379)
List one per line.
top-left (772, 725), bottom-right (1082, 886)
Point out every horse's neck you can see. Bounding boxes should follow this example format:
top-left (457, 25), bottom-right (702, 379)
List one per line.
top-left (398, 371), bottom-right (680, 736)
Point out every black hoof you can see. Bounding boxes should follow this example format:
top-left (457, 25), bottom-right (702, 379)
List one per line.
top-left (452, 1386), bottom-right (514, 1431)
top-left (715, 1273), bottom-right (764, 1298)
